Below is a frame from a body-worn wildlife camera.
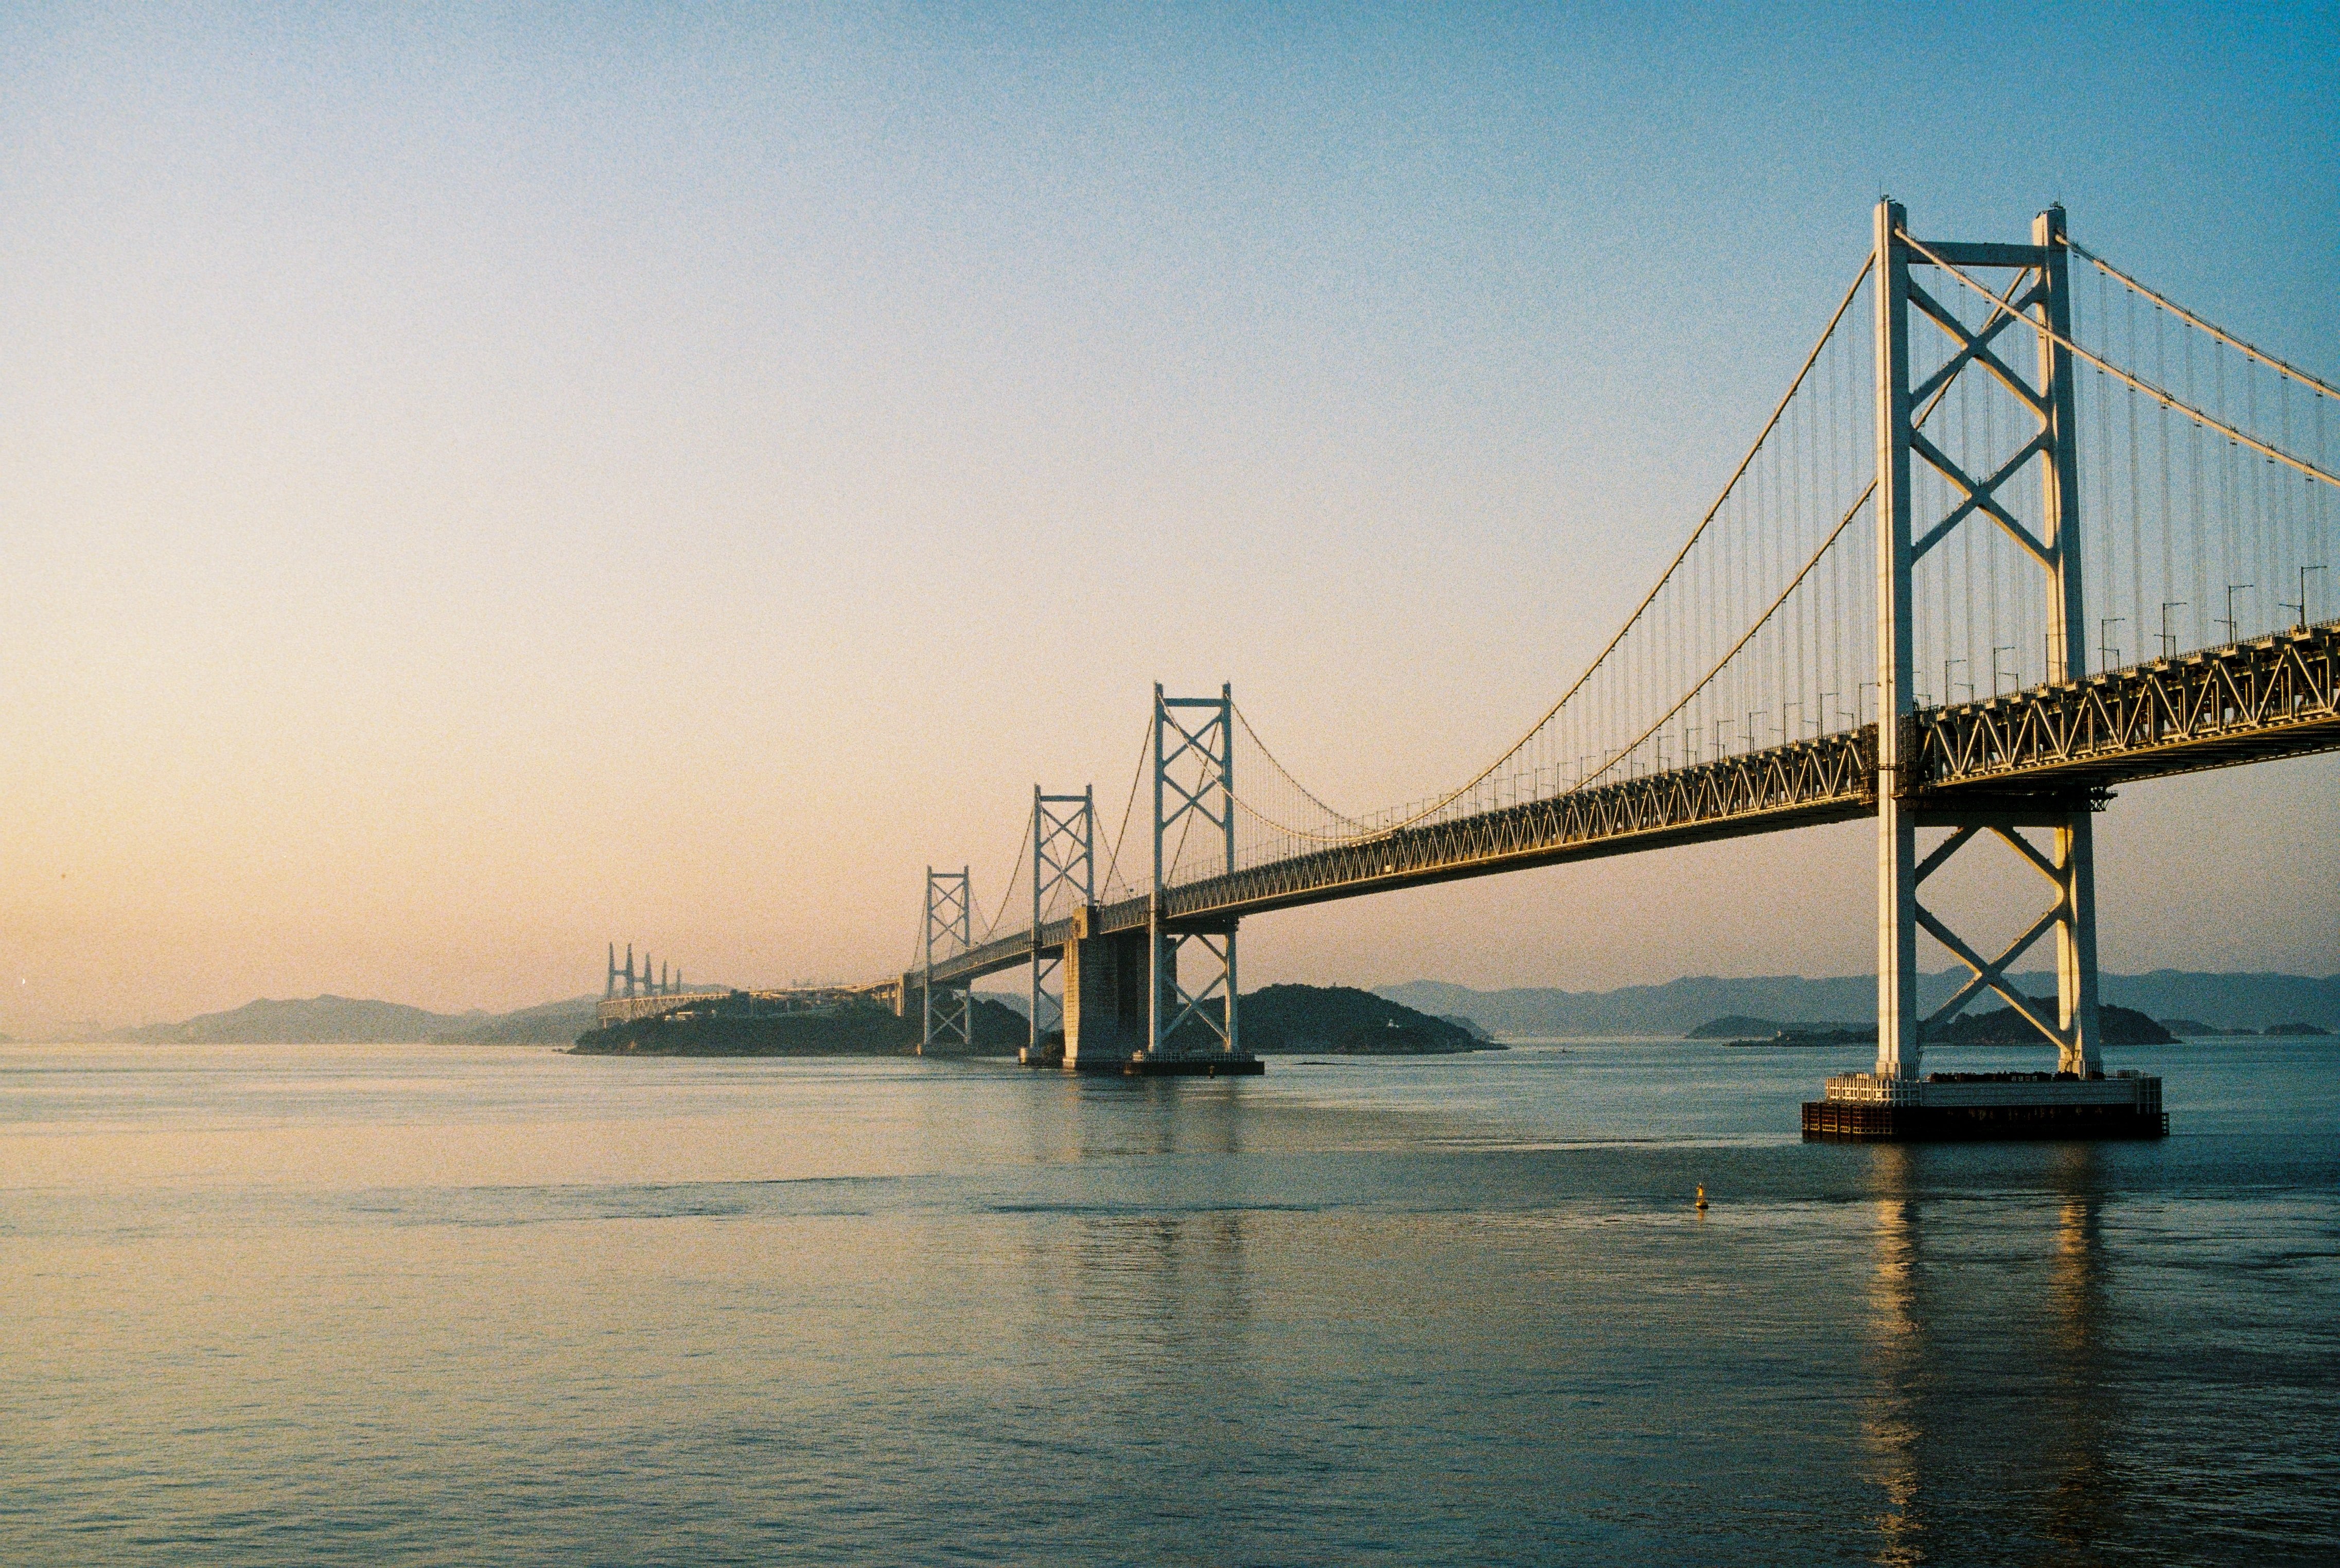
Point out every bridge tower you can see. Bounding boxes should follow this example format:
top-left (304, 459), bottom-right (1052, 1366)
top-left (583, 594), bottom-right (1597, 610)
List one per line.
top-left (1872, 199), bottom-right (2102, 1086)
top-left (1149, 683), bottom-right (1241, 1062)
top-left (1027, 785), bottom-right (1094, 1061)
top-left (922, 866), bottom-right (973, 1054)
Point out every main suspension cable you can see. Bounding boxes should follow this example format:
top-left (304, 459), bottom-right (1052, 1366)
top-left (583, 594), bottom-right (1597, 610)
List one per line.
top-left (1233, 703), bottom-right (1365, 830)
top-left (1899, 231), bottom-right (2340, 493)
top-left (974, 801), bottom-right (1036, 944)
top-left (1098, 713), bottom-right (1150, 900)
top-left (1579, 482), bottom-right (1875, 792)
top-left (1227, 253), bottom-right (1877, 844)
top-left (2065, 236), bottom-right (2340, 402)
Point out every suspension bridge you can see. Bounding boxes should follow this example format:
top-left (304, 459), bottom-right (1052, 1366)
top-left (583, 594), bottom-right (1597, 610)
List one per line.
top-left (870, 201), bottom-right (2334, 1127)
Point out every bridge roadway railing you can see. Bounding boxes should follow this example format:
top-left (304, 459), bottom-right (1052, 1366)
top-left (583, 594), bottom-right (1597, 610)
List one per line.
top-left (911, 623), bottom-right (2336, 991)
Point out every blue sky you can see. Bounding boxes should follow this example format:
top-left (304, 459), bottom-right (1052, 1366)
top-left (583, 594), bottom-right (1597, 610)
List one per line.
top-left (0, 3), bottom-right (2332, 1020)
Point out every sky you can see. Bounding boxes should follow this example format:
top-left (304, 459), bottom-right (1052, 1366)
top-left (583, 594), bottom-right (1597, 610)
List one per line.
top-left (1, 2), bottom-right (2334, 1028)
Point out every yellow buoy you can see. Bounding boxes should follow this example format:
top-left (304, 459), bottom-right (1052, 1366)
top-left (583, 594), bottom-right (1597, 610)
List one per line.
top-left (1696, 1183), bottom-right (1709, 1210)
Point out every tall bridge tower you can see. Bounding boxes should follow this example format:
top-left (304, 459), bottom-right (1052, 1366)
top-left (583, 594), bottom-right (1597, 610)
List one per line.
top-left (921, 867), bottom-right (972, 1054)
top-left (1873, 200), bottom-right (2100, 1089)
top-left (1024, 688), bottom-right (1258, 1073)
top-left (1148, 683), bottom-right (1242, 1063)
top-left (1026, 785), bottom-right (1094, 1059)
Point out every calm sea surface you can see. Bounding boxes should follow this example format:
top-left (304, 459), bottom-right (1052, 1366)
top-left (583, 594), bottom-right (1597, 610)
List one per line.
top-left (3, 1036), bottom-right (2335, 1566)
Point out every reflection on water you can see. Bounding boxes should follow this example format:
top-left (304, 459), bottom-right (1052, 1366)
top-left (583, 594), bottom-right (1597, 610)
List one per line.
top-left (1862, 1146), bottom-right (1923, 1566)
top-left (2043, 1145), bottom-right (2115, 1559)
top-left (2, 1040), bottom-right (2335, 1565)
top-left (1860, 1144), bottom-right (2125, 1565)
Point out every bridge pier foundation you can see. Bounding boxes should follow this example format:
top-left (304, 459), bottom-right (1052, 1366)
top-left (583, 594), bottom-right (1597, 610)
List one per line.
top-left (1057, 920), bottom-right (1152, 1070)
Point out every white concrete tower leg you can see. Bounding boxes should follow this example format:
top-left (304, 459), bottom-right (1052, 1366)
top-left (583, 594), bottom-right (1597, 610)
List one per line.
top-left (2056, 813), bottom-right (2105, 1076)
top-left (1218, 683), bottom-right (1238, 1058)
top-left (1872, 197), bottom-right (1922, 1083)
top-left (2033, 204), bottom-right (2104, 1078)
top-left (1030, 786), bottom-right (1044, 1059)
top-left (921, 866), bottom-right (936, 1058)
top-left (1148, 683), bottom-right (1166, 1062)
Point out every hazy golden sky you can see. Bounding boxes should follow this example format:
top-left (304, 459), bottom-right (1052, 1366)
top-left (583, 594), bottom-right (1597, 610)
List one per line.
top-left (2, 6), bottom-right (2333, 1028)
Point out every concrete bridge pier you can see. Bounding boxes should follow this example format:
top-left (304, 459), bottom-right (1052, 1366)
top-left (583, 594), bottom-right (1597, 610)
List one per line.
top-left (1057, 911), bottom-right (1154, 1069)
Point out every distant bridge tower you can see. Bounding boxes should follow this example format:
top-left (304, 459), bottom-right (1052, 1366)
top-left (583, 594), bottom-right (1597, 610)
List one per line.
top-left (1029, 784), bottom-right (1095, 1056)
top-left (607, 944), bottom-right (619, 1000)
top-left (922, 867), bottom-right (973, 1054)
top-left (1872, 199), bottom-right (2100, 1085)
top-left (1151, 683), bottom-right (1240, 1061)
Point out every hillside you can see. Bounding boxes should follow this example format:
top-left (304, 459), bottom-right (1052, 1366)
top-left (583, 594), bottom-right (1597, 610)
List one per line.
top-left (1938, 998), bottom-right (2174, 1046)
top-left (107, 995), bottom-right (467, 1045)
top-left (431, 997), bottom-right (602, 1045)
top-left (1147, 984), bottom-right (1496, 1055)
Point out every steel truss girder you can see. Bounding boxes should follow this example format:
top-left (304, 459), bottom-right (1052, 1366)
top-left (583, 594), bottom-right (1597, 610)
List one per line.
top-left (1913, 622), bottom-right (2340, 791)
top-left (1169, 729), bottom-right (1875, 924)
top-left (919, 730), bottom-right (1879, 988)
top-left (914, 628), bottom-right (2338, 996)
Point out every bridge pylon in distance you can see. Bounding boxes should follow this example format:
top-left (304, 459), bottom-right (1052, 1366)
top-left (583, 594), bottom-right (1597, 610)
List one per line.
top-left (921, 866), bottom-right (973, 1055)
top-left (1818, 198), bottom-right (2155, 1139)
top-left (1146, 683), bottom-right (1253, 1069)
top-left (1024, 785), bottom-right (1094, 1064)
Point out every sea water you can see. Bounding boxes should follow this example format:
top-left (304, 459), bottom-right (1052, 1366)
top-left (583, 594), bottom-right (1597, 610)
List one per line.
top-left (3, 1036), bottom-right (2334, 1565)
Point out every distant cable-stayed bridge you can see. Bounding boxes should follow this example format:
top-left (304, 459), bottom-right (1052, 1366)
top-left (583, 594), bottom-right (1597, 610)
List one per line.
top-left (874, 201), bottom-right (2335, 1117)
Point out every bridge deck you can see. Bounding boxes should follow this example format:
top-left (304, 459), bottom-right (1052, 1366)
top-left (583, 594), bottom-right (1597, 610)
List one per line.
top-left (916, 623), bottom-right (2337, 988)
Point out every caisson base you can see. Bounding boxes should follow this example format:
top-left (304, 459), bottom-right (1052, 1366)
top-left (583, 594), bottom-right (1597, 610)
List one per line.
top-left (1803, 1071), bottom-right (2166, 1141)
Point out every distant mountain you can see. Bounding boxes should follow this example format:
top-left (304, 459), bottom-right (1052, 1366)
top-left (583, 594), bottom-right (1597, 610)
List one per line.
top-left (430, 997), bottom-right (602, 1045)
top-left (107, 995), bottom-right (467, 1045)
top-left (1383, 970), bottom-right (2340, 1039)
top-left (2078, 971), bottom-right (2340, 1034)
